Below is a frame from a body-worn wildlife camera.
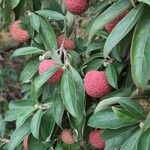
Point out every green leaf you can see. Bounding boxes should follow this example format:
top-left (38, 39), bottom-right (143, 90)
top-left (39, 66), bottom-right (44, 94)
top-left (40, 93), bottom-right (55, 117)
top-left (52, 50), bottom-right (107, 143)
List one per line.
top-left (138, 0), bottom-right (150, 5)
top-left (28, 135), bottom-right (48, 150)
top-left (112, 107), bottom-right (139, 123)
top-left (40, 108), bottom-right (55, 140)
top-left (95, 97), bottom-right (146, 120)
top-left (20, 57), bottom-right (39, 83)
top-left (53, 93), bottom-right (64, 126)
top-left (121, 129), bottom-right (142, 150)
top-left (9, 100), bottom-right (35, 110)
top-left (61, 70), bottom-right (78, 118)
top-left (12, 47), bottom-right (42, 57)
top-left (89, 0), bottom-right (132, 40)
top-left (102, 125), bottom-right (139, 150)
top-left (103, 3), bottom-right (145, 58)
top-left (40, 17), bottom-right (57, 51)
top-left (69, 66), bottom-right (85, 123)
top-left (137, 128), bottom-right (150, 150)
top-left (5, 103), bottom-right (35, 122)
top-left (34, 65), bottom-right (61, 92)
top-left (131, 8), bottom-right (150, 89)
top-left (16, 109), bottom-right (34, 128)
top-left (36, 10), bottom-right (65, 20)
top-left (31, 109), bottom-right (43, 139)
top-left (0, 115), bottom-right (5, 137)
top-left (10, 0), bottom-right (20, 9)
top-left (8, 119), bottom-right (31, 150)
top-left (88, 108), bottom-right (131, 129)
top-left (106, 64), bottom-right (118, 89)
top-left (30, 13), bottom-right (40, 32)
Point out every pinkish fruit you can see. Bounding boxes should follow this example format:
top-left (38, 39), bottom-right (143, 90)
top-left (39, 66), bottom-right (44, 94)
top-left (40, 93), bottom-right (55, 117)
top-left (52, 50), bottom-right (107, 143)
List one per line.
top-left (84, 70), bottom-right (111, 98)
top-left (57, 35), bottom-right (75, 50)
top-left (89, 130), bottom-right (105, 149)
top-left (9, 20), bottom-right (29, 43)
top-left (64, 0), bottom-right (88, 15)
top-left (38, 60), bottom-right (63, 84)
top-left (60, 129), bottom-right (75, 144)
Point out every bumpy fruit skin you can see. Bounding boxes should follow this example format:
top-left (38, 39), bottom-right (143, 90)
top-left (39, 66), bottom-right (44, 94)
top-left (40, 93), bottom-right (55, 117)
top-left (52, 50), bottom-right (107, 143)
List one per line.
top-left (105, 12), bottom-right (127, 33)
top-left (89, 130), bottom-right (105, 149)
top-left (64, 0), bottom-right (88, 15)
top-left (60, 129), bottom-right (75, 144)
top-left (84, 70), bottom-right (111, 98)
top-left (39, 60), bottom-right (63, 84)
top-left (57, 35), bottom-right (75, 50)
top-left (9, 20), bottom-right (29, 43)
top-left (23, 137), bottom-right (28, 150)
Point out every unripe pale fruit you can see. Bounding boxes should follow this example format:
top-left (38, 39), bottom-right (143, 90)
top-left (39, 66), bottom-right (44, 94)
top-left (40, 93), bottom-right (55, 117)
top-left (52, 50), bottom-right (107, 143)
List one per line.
top-left (89, 130), bottom-right (105, 149)
top-left (57, 35), bottom-right (75, 50)
top-left (105, 12), bottom-right (127, 33)
top-left (23, 137), bottom-right (28, 150)
top-left (84, 70), bottom-right (111, 98)
top-left (60, 129), bottom-right (75, 144)
top-left (9, 20), bottom-right (29, 43)
top-left (38, 60), bottom-right (63, 84)
top-left (64, 0), bottom-right (88, 15)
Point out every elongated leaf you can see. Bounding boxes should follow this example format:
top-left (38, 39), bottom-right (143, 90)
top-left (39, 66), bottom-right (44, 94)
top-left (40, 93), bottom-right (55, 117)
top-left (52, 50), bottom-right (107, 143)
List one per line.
top-left (112, 107), bottom-right (139, 123)
top-left (40, 17), bottom-right (57, 51)
top-left (131, 8), bottom-right (150, 89)
top-left (61, 70), bottom-right (78, 117)
top-left (28, 135), bottom-right (48, 150)
top-left (36, 10), bottom-right (65, 20)
top-left (138, 0), bottom-right (150, 5)
top-left (34, 65), bottom-right (61, 92)
top-left (53, 94), bottom-right (64, 126)
top-left (106, 64), bottom-right (118, 89)
top-left (20, 57), bottom-right (39, 83)
top-left (30, 13), bottom-right (40, 32)
top-left (5, 106), bottom-right (34, 122)
top-left (104, 3), bottom-right (145, 57)
top-left (16, 108), bottom-right (34, 128)
top-left (88, 108), bottom-right (131, 129)
top-left (95, 97), bottom-right (146, 120)
top-left (89, 0), bottom-right (132, 40)
top-left (121, 130), bottom-right (142, 150)
top-left (10, 0), bottom-right (20, 8)
top-left (69, 66), bottom-right (85, 123)
top-left (12, 47), bottom-right (42, 57)
top-left (137, 128), bottom-right (150, 150)
top-left (31, 109), bottom-right (43, 138)
top-left (103, 126), bottom-right (138, 150)
top-left (8, 120), bottom-right (31, 150)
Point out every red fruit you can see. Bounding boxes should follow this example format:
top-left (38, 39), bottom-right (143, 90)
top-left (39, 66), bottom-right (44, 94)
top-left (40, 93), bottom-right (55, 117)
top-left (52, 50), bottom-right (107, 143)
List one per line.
top-left (64, 0), bottom-right (88, 15)
top-left (60, 129), bottom-right (75, 144)
top-left (38, 60), bottom-right (63, 84)
top-left (57, 35), bottom-right (75, 50)
top-left (105, 12), bottom-right (127, 33)
top-left (23, 136), bottom-right (28, 150)
top-left (89, 130), bottom-right (105, 149)
top-left (9, 20), bottom-right (29, 43)
top-left (84, 70), bottom-right (111, 98)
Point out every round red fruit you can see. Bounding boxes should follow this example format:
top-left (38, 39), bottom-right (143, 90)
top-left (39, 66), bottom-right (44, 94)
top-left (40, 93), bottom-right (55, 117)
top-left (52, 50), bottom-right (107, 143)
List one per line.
top-left (9, 20), bottom-right (29, 43)
top-left (84, 70), bottom-right (111, 98)
top-left (64, 0), bottom-right (88, 15)
top-left (38, 60), bottom-right (63, 84)
top-left (89, 130), bottom-right (105, 149)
